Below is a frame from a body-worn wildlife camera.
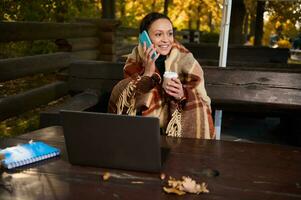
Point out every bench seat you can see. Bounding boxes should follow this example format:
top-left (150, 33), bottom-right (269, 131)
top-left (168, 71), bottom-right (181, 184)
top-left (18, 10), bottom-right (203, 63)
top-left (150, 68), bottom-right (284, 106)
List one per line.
top-left (39, 89), bottom-right (101, 128)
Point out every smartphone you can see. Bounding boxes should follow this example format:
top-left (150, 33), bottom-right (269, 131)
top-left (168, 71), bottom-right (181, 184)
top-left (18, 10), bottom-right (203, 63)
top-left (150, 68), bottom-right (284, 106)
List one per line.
top-left (139, 30), bottom-right (158, 59)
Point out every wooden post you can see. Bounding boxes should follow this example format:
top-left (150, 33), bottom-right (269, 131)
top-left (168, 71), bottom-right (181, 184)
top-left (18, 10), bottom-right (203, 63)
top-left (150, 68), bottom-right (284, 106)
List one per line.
top-left (98, 19), bottom-right (120, 62)
top-left (73, 18), bottom-right (120, 61)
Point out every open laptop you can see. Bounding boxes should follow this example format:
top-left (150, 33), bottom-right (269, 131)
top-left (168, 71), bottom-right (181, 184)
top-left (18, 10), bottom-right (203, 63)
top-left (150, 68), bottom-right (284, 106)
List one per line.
top-left (60, 110), bottom-right (166, 172)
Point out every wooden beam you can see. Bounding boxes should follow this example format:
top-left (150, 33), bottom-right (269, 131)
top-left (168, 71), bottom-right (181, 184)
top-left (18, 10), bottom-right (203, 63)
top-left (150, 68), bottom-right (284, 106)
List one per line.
top-left (0, 52), bottom-right (73, 81)
top-left (0, 81), bottom-right (69, 121)
top-left (69, 61), bottom-right (123, 79)
top-left (68, 37), bottom-right (100, 51)
top-left (72, 50), bottom-right (99, 60)
top-left (68, 61), bottom-right (123, 92)
top-left (0, 21), bottom-right (97, 42)
top-left (76, 18), bottom-right (120, 30)
top-left (204, 67), bottom-right (301, 112)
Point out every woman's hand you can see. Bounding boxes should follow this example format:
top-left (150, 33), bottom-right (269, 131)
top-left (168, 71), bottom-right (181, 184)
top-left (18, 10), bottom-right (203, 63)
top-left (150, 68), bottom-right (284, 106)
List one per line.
top-left (142, 42), bottom-right (160, 77)
top-left (164, 78), bottom-right (184, 100)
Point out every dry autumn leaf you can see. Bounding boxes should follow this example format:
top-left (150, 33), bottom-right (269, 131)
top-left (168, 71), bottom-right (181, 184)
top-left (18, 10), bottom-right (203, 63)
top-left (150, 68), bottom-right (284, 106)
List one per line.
top-left (102, 172), bottom-right (111, 181)
top-left (163, 176), bottom-right (209, 195)
top-left (163, 187), bottom-right (186, 195)
top-left (160, 173), bottom-right (166, 180)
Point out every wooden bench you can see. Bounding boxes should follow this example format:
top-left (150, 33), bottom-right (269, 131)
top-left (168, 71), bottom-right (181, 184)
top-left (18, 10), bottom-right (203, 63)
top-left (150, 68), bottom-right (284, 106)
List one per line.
top-left (184, 43), bottom-right (290, 64)
top-left (39, 89), bottom-right (101, 128)
top-left (64, 61), bottom-right (301, 113)
top-left (38, 61), bottom-right (123, 127)
top-left (40, 60), bottom-right (301, 144)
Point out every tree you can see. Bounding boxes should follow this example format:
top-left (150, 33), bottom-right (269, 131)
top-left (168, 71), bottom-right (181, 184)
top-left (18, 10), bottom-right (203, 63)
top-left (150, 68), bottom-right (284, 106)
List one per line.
top-left (101, 0), bottom-right (115, 19)
top-left (254, 0), bottom-right (265, 46)
top-left (229, 0), bottom-right (246, 44)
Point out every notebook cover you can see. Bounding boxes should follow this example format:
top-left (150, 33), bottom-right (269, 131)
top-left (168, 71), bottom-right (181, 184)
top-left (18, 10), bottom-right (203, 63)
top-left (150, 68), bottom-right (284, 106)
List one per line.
top-left (0, 141), bottom-right (60, 169)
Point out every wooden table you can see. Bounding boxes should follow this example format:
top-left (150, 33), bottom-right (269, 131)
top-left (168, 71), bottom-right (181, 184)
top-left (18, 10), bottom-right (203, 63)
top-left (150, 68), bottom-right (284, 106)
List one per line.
top-left (1, 126), bottom-right (301, 200)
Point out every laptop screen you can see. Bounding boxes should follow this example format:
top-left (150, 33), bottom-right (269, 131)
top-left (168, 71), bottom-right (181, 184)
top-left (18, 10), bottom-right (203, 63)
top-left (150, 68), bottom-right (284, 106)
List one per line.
top-left (61, 110), bottom-right (163, 172)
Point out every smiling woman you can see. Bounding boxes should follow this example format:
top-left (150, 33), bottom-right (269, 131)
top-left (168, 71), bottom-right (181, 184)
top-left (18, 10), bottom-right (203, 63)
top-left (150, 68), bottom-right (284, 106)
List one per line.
top-left (108, 12), bottom-right (215, 139)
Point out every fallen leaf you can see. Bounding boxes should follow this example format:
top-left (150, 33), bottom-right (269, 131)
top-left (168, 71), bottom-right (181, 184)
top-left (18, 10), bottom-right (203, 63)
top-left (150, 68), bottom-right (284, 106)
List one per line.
top-left (103, 172), bottom-right (111, 181)
top-left (164, 176), bottom-right (209, 195)
top-left (163, 187), bottom-right (186, 195)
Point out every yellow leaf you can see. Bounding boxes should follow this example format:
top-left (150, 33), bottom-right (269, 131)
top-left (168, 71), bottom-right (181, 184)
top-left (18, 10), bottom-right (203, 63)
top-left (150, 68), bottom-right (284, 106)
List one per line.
top-left (102, 172), bottom-right (111, 181)
top-left (163, 187), bottom-right (186, 195)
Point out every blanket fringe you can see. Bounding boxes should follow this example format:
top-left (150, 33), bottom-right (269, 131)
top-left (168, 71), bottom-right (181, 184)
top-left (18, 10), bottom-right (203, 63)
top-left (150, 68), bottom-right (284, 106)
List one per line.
top-left (116, 81), bottom-right (137, 116)
top-left (166, 109), bottom-right (182, 137)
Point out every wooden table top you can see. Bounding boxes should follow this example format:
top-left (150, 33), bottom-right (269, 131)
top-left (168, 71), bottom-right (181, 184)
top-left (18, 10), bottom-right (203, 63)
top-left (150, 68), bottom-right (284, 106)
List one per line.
top-left (1, 126), bottom-right (301, 200)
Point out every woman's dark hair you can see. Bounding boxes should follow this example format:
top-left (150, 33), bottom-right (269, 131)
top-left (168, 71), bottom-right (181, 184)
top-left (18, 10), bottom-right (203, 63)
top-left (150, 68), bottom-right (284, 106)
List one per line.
top-left (139, 12), bottom-right (172, 33)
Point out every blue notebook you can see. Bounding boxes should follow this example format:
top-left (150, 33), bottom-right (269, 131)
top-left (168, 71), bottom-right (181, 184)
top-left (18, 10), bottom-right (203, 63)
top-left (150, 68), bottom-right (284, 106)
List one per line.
top-left (0, 141), bottom-right (60, 169)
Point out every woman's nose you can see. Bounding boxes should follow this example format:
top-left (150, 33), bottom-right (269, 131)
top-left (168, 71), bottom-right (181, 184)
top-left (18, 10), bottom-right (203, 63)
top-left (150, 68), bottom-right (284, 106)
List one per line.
top-left (162, 34), bottom-right (169, 42)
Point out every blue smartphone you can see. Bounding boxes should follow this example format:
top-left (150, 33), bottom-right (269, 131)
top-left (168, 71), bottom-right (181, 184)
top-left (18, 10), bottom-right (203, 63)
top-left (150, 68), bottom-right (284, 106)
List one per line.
top-left (139, 30), bottom-right (158, 59)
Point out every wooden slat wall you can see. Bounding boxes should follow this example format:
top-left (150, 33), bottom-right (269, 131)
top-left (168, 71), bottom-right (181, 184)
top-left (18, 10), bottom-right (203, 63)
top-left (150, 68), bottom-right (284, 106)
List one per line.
top-left (0, 81), bottom-right (69, 121)
top-left (69, 61), bottom-right (123, 92)
top-left (67, 37), bottom-right (100, 51)
top-left (0, 52), bottom-right (73, 81)
top-left (0, 19), bottom-right (120, 123)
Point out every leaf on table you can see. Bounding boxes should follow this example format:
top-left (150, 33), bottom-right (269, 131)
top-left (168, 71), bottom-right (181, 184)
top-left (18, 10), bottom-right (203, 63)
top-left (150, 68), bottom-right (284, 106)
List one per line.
top-left (163, 176), bottom-right (209, 195)
top-left (160, 173), bottom-right (166, 180)
top-left (180, 176), bottom-right (209, 194)
top-left (102, 172), bottom-right (111, 181)
top-left (163, 187), bottom-right (186, 195)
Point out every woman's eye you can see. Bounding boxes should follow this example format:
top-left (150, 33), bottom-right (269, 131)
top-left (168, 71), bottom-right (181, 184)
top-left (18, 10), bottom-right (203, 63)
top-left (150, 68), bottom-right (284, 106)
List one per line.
top-left (155, 33), bottom-right (161, 37)
top-left (169, 32), bottom-right (173, 36)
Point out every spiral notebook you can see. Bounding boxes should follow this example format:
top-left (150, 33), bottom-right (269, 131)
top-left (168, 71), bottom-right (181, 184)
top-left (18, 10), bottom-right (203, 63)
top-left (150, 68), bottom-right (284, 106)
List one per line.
top-left (0, 141), bottom-right (60, 169)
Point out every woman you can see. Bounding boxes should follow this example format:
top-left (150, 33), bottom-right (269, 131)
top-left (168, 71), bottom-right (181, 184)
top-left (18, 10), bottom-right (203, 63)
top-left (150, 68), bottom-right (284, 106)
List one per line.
top-left (108, 12), bottom-right (215, 139)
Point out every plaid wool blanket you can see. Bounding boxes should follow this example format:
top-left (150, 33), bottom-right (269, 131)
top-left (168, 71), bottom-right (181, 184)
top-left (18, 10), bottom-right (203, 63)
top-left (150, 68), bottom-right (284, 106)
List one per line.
top-left (108, 42), bottom-right (215, 139)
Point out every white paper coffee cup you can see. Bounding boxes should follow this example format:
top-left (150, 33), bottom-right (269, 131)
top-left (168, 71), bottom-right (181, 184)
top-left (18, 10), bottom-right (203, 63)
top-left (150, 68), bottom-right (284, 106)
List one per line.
top-left (163, 71), bottom-right (178, 89)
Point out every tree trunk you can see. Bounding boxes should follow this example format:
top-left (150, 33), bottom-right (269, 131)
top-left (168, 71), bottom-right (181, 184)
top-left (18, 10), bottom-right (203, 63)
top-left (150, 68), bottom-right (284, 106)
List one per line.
top-left (242, 12), bottom-right (250, 43)
top-left (208, 12), bottom-right (213, 32)
top-left (196, 4), bottom-right (201, 30)
top-left (163, 0), bottom-right (169, 16)
top-left (250, 13), bottom-right (256, 36)
top-left (101, 0), bottom-right (115, 19)
top-left (254, 1), bottom-right (265, 46)
top-left (229, 0), bottom-right (246, 45)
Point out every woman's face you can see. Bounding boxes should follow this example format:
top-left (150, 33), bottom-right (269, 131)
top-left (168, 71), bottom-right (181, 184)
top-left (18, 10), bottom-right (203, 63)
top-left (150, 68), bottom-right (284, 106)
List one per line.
top-left (148, 18), bottom-right (174, 56)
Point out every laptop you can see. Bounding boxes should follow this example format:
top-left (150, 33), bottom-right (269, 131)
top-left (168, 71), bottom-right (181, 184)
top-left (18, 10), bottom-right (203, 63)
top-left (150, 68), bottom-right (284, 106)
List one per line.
top-left (60, 110), bottom-right (166, 172)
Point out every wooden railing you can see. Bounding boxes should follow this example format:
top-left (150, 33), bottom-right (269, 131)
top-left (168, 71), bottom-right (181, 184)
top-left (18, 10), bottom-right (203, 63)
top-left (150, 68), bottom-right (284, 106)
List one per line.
top-left (0, 19), bottom-right (119, 122)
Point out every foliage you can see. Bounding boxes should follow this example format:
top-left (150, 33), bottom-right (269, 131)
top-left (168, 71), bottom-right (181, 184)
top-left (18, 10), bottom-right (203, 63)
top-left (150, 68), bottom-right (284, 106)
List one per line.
top-left (116, 0), bottom-right (223, 33)
top-left (277, 38), bottom-right (292, 49)
top-left (243, 0), bottom-right (300, 47)
top-left (0, 0), bottom-right (102, 22)
top-left (264, 1), bottom-right (301, 43)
